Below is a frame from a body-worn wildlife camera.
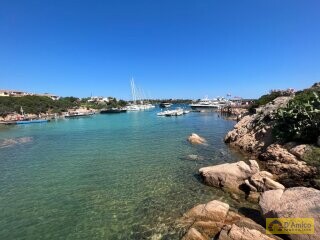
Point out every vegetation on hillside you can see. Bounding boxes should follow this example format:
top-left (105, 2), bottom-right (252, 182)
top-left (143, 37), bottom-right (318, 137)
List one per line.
top-left (273, 84), bottom-right (320, 144)
top-left (0, 96), bottom-right (127, 116)
top-left (248, 89), bottom-right (294, 114)
top-left (0, 96), bottom-right (78, 116)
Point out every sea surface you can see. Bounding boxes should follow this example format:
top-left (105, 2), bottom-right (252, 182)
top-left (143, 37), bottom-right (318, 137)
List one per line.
top-left (0, 107), bottom-right (251, 240)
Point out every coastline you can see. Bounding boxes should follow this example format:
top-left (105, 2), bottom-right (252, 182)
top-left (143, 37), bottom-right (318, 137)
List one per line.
top-left (179, 84), bottom-right (320, 240)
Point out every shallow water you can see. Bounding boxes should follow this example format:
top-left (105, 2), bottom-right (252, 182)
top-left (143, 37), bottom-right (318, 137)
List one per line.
top-left (0, 108), bottom-right (252, 239)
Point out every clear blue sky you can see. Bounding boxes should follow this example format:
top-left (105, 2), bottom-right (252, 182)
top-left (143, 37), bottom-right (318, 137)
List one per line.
top-left (0, 0), bottom-right (319, 99)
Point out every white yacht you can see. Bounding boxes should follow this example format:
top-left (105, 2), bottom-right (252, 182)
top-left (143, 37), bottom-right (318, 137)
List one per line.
top-left (157, 107), bottom-right (187, 117)
top-left (189, 96), bottom-right (230, 109)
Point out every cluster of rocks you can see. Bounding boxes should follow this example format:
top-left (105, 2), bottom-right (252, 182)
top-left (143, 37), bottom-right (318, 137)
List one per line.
top-left (260, 144), bottom-right (317, 185)
top-left (179, 200), bottom-right (278, 240)
top-left (224, 96), bottom-right (318, 187)
top-left (179, 186), bottom-right (320, 240)
top-left (199, 160), bottom-right (284, 202)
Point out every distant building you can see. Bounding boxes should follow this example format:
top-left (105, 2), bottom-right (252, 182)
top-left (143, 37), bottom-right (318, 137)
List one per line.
top-left (0, 89), bottom-right (30, 97)
top-left (35, 93), bottom-right (60, 100)
top-left (88, 96), bottom-right (110, 103)
top-left (0, 89), bottom-right (60, 100)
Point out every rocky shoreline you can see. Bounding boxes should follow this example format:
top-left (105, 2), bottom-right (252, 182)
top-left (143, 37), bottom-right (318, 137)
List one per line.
top-left (179, 91), bottom-right (320, 240)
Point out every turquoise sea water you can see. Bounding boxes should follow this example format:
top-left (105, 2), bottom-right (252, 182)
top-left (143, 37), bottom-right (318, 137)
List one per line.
top-left (0, 108), bottom-right (250, 239)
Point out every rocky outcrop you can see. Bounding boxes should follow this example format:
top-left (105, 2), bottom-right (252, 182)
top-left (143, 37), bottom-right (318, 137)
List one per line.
top-left (188, 133), bottom-right (207, 145)
top-left (245, 171), bottom-right (285, 192)
top-left (218, 224), bottom-right (276, 240)
top-left (224, 96), bottom-right (318, 186)
top-left (260, 144), bottom-right (317, 183)
top-left (182, 228), bottom-right (207, 240)
top-left (199, 160), bottom-right (259, 193)
top-left (180, 200), bottom-right (280, 240)
top-left (224, 97), bottom-right (291, 154)
top-left (224, 115), bottom-right (273, 154)
top-left (199, 160), bottom-right (284, 200)
top-left (259, 187), bottom-right (320, 240)
top-left (183, 200), bottom-right (230, 223)
top-left (287, 143), bottom-right (311, 159)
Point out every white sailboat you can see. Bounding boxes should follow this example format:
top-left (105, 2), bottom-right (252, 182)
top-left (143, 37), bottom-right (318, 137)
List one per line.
top-left (125, 78), bottom-right (155, 111)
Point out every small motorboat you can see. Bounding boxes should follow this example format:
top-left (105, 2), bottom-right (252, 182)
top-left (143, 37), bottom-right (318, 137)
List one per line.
top-left (159, 102), bottom-right (172, 108)
top-left (64, 112), bottom-right (93, 118)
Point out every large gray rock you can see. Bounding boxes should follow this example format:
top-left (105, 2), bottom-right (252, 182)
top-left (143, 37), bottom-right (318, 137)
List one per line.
top-left (199, 160), bottom-right (259, 193)
top-left (259, 187), bottom-right (320, 240)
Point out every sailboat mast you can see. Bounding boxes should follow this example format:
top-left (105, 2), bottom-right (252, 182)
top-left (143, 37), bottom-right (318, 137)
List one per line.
top-left (131, 78), bottom-right (136, 104)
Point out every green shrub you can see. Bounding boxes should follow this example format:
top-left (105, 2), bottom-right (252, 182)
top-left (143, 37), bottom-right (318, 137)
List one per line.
top-left (249, 89), bottom-right (294, 114)
top-left (273, 91), bottom-right (320, 143)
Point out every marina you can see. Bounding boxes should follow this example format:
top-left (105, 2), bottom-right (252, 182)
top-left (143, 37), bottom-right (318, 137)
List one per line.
top-left (1, 1), bottom-right (318, 239)
top-left (189, 96), bottom-right (231, 109)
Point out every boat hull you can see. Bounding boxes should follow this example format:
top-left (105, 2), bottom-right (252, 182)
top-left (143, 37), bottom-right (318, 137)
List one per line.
top-left (190, 105), bottom-right (220, 109)
top-left (16, 119), bottom-right (49, 124)
top-left (100, 109), bottom-right (127, 114)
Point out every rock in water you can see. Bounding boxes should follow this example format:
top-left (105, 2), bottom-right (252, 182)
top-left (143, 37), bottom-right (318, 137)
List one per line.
top-left (182, 228), bottom-right (207, 240)
top-left (183, 200), bottom-right (230, 223)
top-left (259, 187), bottom-right (320, 240)
top-left (218, 224), bottom-right (277, 240)
top-left (199, 160), bottom-right (259, 193)
top-left (188, 133), bottom-right (206, 145)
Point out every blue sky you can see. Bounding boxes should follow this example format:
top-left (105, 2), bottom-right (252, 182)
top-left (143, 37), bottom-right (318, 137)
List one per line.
top-left (0, 0), bottom-right (319, 99)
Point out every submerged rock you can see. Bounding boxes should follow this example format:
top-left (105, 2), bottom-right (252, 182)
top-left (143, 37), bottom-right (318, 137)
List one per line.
top-left (259, 187), bottom-right (320, 240)
top-left (185, 154), bottom-right (204, 161)
top-left (188, 133), bottom-right (207, 145)
top-left (0, 137), bottom-right (33, 148)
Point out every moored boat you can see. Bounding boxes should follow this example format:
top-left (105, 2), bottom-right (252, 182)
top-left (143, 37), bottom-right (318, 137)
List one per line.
top-left (100, 108), bottom-right (127, 114)
top-left (157, 108), bottom-right (186, 117)
top-left (189, 96), bottom-right (231, 109)
top-left (64, 112), bottom-right (93, 118)
top-left (16, 119), bottom-right (49, 124)
top-left (159, 102), bottom-right (172, 108)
